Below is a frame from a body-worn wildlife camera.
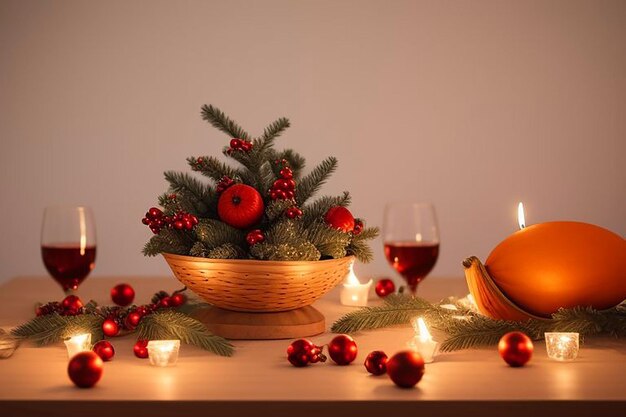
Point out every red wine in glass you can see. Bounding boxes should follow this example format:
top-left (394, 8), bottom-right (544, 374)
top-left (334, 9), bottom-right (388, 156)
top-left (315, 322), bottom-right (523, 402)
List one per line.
top-left (41, 206), bottom-right (97, 294)
top-left (41, 244), bottom-right (96, 292)
top-left (384, 242), bottom-right (439, 293)
top-left (383, 203), bottom-right (439, 295)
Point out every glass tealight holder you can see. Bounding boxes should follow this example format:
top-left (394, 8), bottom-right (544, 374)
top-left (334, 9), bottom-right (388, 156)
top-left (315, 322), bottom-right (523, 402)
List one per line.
top-left (64, 333), bottom-right (92, 359)
top-left (545, 332), bottom-right (579, 361)
top-left (147, 340), bottom-right (181, 367)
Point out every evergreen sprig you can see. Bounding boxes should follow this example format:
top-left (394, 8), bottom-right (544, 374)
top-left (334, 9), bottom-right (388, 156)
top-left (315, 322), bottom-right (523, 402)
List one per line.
top-left (11, 313), bottom-right (104, 346)
top-left (201, 104), bottom-right (250, 140)
top-left (296, 157), bottom-right (338, 205)
top-left (143, 228), bottom-right (193, 257)
top-left (137, 310), bottom-right (234, 357)
top-left (331, 295), bottom-right (626, 352)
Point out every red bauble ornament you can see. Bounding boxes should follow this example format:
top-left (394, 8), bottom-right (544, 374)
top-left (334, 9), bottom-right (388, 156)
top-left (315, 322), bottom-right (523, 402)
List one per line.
top-left (328, 334), bottom-right (358, 365)
top-left (170, 292), bottom-right (186, 307)
top-left (93, 340), bottom-right (115, 362)
top-left (111, 283), bottom-right (135, 306)
top-left (287, 339), bottom-right (326, 367)
top-left (102, 318), bottom-right (120, 337)
top-left (125, 311), bottom-right (142, 329)
top-left (133, 339), bottom-right (149, 358)
top-left (364, 350), bottom-right (388, 375)
top-left (67, 351), bottom-right (103, 388)
top-left (61, 295), bottom-right (83, 313)
top-left (217, 184), bottom-right (265, 229)
top-left (375, 279), bottom-right (396, 298)
top-left (280, 167), bottom-right (293, 179)
top-left (386, 351), bottom-right (425, 388)
top-left (324, 206), bottom-right (355, 233)
top-left (498, 331), bottom-right (533, 367)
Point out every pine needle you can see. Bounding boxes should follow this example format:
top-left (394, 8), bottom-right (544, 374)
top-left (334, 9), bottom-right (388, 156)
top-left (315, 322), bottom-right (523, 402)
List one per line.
top-left (137, 310), bottom-right (234, 357)
top-left (296, 157), bottom-right (338, 205)
top-left (11, 313), bottom-right (103, 346)
top-left (201, 104), bottom-right (250, 140)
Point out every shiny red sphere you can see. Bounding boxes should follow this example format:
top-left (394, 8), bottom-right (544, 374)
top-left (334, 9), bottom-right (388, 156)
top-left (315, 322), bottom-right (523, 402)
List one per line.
top-left (68, 351), bottom-right (103, 388)
top-left (324, 206), bottom-right (355, 233)
top-left (375, 279), bottom-right (396, 298)
top-left (287, 339), bottom-right (315, 367)
top-left (133, 339), bottom-right (149, 359)
top-left (498, 332), bottom-right (534, 367)
top-left (61, 295), bottom-right (83, 312)
top-left (169, 293), bottom-right (186, 307)
top-left (328, 334), bottom-right (358, 365)
top-left (217, 184), bottom-right (265, 229)
top-left (110, 283), bottom-right (135, 306)
top-left (93, 340), bottom-right (115, 361)
top-left (364, 350), bottom-right (388, 375)
top-left (102, 318), bottom-right (119, 337)
top-left (387, 351), bottom-right (425, 388)
top-left (124, 311), bottom-right (142, 329)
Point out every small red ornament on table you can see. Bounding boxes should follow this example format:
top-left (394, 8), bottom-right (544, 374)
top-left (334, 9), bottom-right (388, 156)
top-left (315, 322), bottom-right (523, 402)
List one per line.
top-left (375, 278), bottom-right (396, 298)
top-left (324, 206), bottom-right (355, 233)
top-left (364, 351), bottom-right (388, 375)
top-left (124, 310), bottom-right (142, 330)
top-left (134, 339), bottom-right (149, 358)
top-left (68, 351), bottom-right (103, 388)
top-left (169, 292), bottom-right (187, 307)
top-left (111, 283), bottom-right (135, 306)
top-left (287, 339), bottom-right (326, 367)
top-left (386, 350), bottom-right (425, 388)
top-left (328, 334), bottom-right (358, 365)
top-left (93, 340), bottom-right (115, 361)
top-left (498, 331), bottom-right (533, 367)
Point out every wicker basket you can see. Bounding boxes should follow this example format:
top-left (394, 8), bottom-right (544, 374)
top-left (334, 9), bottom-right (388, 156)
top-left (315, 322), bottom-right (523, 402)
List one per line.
top-left (162, 253), bottom-right (355, 312)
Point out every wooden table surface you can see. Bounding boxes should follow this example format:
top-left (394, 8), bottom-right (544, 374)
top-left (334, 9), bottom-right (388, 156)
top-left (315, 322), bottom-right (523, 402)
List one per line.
top-left (0, 276), bottom-right (625, 417)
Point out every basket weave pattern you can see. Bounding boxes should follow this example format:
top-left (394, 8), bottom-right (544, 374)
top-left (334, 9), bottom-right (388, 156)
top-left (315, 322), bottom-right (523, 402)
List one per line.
top-left (163, 253), bottom-right (354, 312)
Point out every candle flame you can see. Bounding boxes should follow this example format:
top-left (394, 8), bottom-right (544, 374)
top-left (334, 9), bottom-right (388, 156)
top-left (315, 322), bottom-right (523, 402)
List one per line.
top-left (517, 202), bottom-right (526, 229)
top-left (413, 317), bottom-right (432, 341)
top-left (344, 264), bottom-right (360, 285)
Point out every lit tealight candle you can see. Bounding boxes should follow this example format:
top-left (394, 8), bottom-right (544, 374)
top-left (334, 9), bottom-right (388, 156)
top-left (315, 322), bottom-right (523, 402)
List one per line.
top-left (407, 317), bottom-right (439, 363)
top-left (147, 340), bottom-right (181, 367)
top-left (545, 332), bottom-right (579, 361)
top-left (64, 333), bottom-right (92, 359)
top-left (339, 264), bottom-right (372, 307)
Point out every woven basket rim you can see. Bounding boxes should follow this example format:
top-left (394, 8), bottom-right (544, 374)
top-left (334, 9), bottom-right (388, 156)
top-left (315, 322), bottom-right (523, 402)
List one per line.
top-left (161, 252), bottom-right (355, 266)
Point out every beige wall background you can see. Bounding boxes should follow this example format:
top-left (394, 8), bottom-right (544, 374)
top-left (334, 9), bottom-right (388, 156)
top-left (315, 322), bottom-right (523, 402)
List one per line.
top-left (1, 0), bottom-right (625, 286)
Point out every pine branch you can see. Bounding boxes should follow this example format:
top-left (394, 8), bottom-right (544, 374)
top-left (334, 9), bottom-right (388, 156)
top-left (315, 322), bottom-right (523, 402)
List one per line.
top-left (305, 221), bottom-right (350, 259)
top-left (264, 199), bottom-right (294, 222)
top-left (268, 149), bottom-right (306, 178)
top-left (195, 219), bottom-right (245, 249)
top-left (258, 161), bottom-right (277, 195)
top-left (250, 242), bottom-right (320, 261)
top-left (302, 192), bottom-right (351, 227)
top-left (163, 171), bottom-right (215, 217)
top-left (143, 228), bottom-right (193, 257)
top-left (11, 313), bottom-right (103, 346)
top-left (206, 243), bottom-right (246, 259)
top-left (200, 104), bottom-right (249, 140)
top-left (137, 310), bottom-right (234, 357)
top-left (347, 239), bottom-right (375, 263)
top-left (352, 226), bottom-right (379, 242)
top-left (256, 117), bottom-right (290, 151)
top-left (296, 157), bottom-right (338, 205)
top-left (188, 156), bottom-right (249, 184)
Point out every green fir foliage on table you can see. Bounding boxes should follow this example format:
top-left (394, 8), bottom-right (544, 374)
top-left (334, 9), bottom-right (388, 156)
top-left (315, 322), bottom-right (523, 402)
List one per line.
top-left (331, 294), bottom-right (626, 352)
top-left (142, 104), bottom-right (378, 262)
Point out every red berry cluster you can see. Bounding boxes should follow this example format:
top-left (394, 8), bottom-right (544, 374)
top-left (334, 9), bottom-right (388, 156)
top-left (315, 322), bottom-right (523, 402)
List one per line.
top-left (246, 229), bottom-right (265, 245)
top-left (353, 219), bottom-right (364, 235)
top-left (227, 138), bottom-right (253, 154)
top-left (287, 339), bottom-right (327, 367)
top-left (101, 289), bottom-right (187, 338)
top-left (216, 176), bottom-right (235, 194)
top-left (270, 163), bottom-right (296, 200)
top-left (285, 206), bottom-right (303, 219)
top-left (35, 295), bottom-right (84, 317)
top-left (141, 207), bottom-right (198, 234)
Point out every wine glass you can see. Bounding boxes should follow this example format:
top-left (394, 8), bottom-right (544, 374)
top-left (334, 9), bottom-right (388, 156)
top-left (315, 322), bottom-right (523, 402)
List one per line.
top-left (383, 203), bottom-right (439, 295)
top-left (41, 206), bottom-right (97, 295)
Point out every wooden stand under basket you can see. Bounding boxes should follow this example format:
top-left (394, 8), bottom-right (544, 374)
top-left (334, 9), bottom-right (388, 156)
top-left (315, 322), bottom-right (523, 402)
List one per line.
top-left (192, 305), bottom-right (325, 340)
top-left (162, 253), bottom-right (353, 340)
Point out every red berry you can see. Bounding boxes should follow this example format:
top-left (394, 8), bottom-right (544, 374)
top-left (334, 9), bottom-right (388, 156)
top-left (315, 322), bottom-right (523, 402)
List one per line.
top-left (133, 339), bottom-right (149, 359)
top-left (270, 191), bottom-right (278, 200)
top-left (93, 340), bottom-right (115, 362)
top-left (230, 138), bottom-right (242, 149)
top-left (173, 220), bottom-right (184, 230)
top-left (141, 217), bottom-right (150, 225)
top-left (246, 229), bottom-right (265, 245)
top-left (275, 190), bottom-right (287, 200)
top-left (150, 226), bottom-right (160, 234)
top-left (170, 293), bottom-right (186, 307)
top-left (125, 311), bottom-right (142, 330)
top-left (102, 319), bottom-right (119, 337)
top-left (285, 190), bottom-right (294, 199)
top-left (353, 219), bottom-right (364, 235)
top-left (280, 167), bottom-right (293, 179)
top-left (148, 207), bottom-right (163, 219)
top-left (158, 297), bottom-right (171, 308)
